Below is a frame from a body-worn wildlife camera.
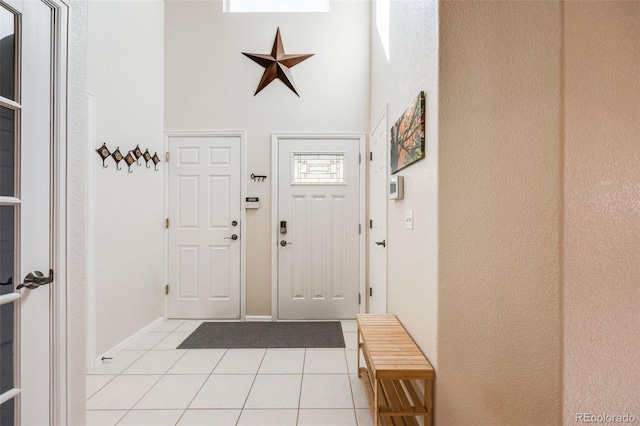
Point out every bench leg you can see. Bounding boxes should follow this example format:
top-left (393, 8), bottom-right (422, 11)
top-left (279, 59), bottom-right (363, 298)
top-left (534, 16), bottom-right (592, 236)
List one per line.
top-left (357, 328), bottom-right (361, 378)
top-left (374, 379), bottom-right (380, 426)
top-left (424, 379), bottom-right (432, 426)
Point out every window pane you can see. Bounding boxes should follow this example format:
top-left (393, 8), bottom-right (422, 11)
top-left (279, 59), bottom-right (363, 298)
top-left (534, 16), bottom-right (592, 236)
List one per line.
top-left (0, 107), bottom-right (14, 197)
top-left (0, 206), bottom-right (13, 297)
top-left (0, 397), bottom-right (14, 426)
top-left (0, 302), bottom-right (14, 395)
top-left (0, 6), bottom-right (16, 101)
top-left (225, 0), bottom-right (329, 13)
top-left (292, 153), bottom-right (345, 184)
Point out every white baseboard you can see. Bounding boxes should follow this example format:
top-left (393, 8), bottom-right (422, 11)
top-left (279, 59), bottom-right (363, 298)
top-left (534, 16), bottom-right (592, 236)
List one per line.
top-left (94, 317), bottom-right (164, 366)
top-left (245, 315), bottom-right (272, 322)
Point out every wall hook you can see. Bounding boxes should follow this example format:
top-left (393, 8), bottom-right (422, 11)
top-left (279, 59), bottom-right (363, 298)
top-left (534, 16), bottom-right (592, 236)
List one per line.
top-left (152, 152), bottom-right (161, 171)
top-left (143, 149), bottom-right (152, 168)
top-left (124, 151), bottom-right (135, 173)
top-left (133, 145), bottom-right (143, 166)
top-left (251, 174), bottom-right (267, 182)
top-left (96, 143), bottom-right (111, 168)
top-left (111, 147), bottom-right (123, 171)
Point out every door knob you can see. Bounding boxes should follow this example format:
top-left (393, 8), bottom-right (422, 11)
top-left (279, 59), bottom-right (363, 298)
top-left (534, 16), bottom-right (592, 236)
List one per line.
top-left (280, 240), bottom-right (292, 247)
top-left (231, 220), bottom-right (238, 226)
top-left (16, 269), bottom-right (54, 290)
top-left (224, 234), bottom-right (238, 241)
top-left (374, 240), bottom-right (386, 248)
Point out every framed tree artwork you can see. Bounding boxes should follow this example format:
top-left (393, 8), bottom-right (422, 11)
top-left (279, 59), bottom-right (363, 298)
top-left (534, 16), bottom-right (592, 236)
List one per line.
top-left (390, 91), bottom-right (425, 173)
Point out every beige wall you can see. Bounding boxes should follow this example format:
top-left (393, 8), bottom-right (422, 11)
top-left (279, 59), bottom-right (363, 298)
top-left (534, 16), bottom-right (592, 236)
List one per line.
top-left (369, 0), bottom-right (440, 369)
top-left (164, 0), bottom-right (370, 316)
top-left (563, 1), bottom-right (640, 422)
top-left (438, 1), bottom-right (563, 424)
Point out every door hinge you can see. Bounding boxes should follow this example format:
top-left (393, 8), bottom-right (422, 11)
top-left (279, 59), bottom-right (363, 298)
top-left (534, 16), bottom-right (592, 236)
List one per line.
top-left (370, 287), bottom-right (373, 297)
top-left (359, 224), bottom-right (361, 234)
top-left (370, 152), bottom-right (373, 161)
top-left (166, 152), bottom-right (170, 162)
top-left (165, 218), bottom-right (169, 229)
top-left (369, 219), bottom-right (373, 229)
top-left (359, 153), bottom-right (361, 164)
top-left (165, 284), bottom-right (169, 295)
top-left (358, 293), bottom-right (361, 305)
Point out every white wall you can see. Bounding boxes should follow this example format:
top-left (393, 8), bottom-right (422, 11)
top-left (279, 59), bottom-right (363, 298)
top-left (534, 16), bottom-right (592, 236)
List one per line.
top-left (164, 0), bottom-right (370, 316)
top-left (87, 1), bottom-right (165, 355)
top-left (368, 0), bottom-right (439, 370)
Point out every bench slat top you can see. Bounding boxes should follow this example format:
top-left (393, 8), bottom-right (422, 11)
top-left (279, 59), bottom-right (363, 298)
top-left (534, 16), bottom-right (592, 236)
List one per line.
top-left (357, 314), bottom-right (434, 380)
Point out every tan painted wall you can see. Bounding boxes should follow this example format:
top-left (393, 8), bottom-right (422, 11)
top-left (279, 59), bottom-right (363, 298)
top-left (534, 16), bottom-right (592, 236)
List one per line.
top-left (438, 2), bottom-right (562, 424)
top-left (369, 0), bottom-right (440, 370)
top-left (563, 1), bottom-right (640, 422)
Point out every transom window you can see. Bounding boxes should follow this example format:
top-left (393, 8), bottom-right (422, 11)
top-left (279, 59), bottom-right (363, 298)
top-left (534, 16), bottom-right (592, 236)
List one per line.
top-left (224, 0), bottom-right (329, 13)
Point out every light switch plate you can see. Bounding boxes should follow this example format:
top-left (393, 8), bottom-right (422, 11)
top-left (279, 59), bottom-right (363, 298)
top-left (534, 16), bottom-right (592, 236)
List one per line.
top-left (405, 210), bottom-right (413, 230)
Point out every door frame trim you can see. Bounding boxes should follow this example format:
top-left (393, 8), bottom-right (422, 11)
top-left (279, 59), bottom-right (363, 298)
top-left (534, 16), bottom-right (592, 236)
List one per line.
top-left (270, 132), bottom-right (366, 321)
top-left (49, 0), bottom-right (69, 423)
top-left (367, 105), bottom-right (389, 314)
top-left (163, 130), bottom-right (248, 320)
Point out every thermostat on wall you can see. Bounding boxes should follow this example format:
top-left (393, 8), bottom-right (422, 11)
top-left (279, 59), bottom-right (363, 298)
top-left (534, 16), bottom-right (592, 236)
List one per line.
top-left (389, 175), bottom-right (404, 200)
top-left (246, 197), bottom-right (260, 209)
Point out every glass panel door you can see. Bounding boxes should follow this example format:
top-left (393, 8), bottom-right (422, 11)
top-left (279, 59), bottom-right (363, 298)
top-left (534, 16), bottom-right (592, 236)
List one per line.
top-left (0, 6), bottom-right (17, 101)
top-left (0, 3), bottom-right (19, 425)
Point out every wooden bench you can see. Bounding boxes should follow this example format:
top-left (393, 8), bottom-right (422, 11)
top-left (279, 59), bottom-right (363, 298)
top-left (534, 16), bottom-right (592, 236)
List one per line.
top-left (357, 314), bottom-right (434, 426)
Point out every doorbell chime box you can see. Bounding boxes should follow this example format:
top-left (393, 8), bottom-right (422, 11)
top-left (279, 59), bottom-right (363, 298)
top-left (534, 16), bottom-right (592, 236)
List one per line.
top-left (246, 197), bottom-right (260, 208)
top-left (389, 175), bottom-right (404, 200)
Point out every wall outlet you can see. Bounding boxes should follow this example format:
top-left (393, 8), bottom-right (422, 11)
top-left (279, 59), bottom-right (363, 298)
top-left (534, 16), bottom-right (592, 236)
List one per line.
top-left (405, 210), bottom-right (413, 230)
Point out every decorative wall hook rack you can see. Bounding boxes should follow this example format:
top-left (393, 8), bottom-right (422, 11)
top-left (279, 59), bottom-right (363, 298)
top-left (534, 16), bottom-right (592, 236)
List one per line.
top-left (96, 143), bottom-right (160, 173)
top-left (251, 174), bottom-right (267, 182)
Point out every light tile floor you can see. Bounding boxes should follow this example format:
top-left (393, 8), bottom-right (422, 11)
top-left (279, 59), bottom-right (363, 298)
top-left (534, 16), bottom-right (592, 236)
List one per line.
top-left (86, 320), bottom-right (373, 426)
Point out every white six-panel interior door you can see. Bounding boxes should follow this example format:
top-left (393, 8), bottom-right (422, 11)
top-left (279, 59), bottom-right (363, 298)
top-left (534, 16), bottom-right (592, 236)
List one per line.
top-left (273, 134), bottom-right (365, 320)
top-left (167, 133), bottom-right (244, 319)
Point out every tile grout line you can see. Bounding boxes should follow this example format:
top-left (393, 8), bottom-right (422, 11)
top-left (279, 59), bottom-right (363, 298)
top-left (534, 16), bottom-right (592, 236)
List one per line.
top-left (114, 331), bottom-right (189, 425)
top-left (176, 347), bottom-right (229, 425)
top-left (235, 349), bottom-right (267, 426)
top-left (92, 335), bottom-right (157, 425)
top-left (295, 348), bottom-right (308, 426)
top-left (344, 347), bottom-right (359, 425)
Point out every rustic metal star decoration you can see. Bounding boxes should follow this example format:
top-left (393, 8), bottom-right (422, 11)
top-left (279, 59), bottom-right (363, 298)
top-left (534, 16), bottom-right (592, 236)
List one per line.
top-left (242, 27), bottom-right (314, 97)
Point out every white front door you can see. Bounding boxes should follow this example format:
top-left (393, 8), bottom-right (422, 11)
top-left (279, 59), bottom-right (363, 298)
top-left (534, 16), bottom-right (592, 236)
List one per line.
top-left (369, 108), bottom-right (388, 314)
top-left (276, 136), bottom-right (362, 320)
top-left (167, 134), bottom-right (243, 319)
top-left (1, 0), bottom-right (55, 424)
